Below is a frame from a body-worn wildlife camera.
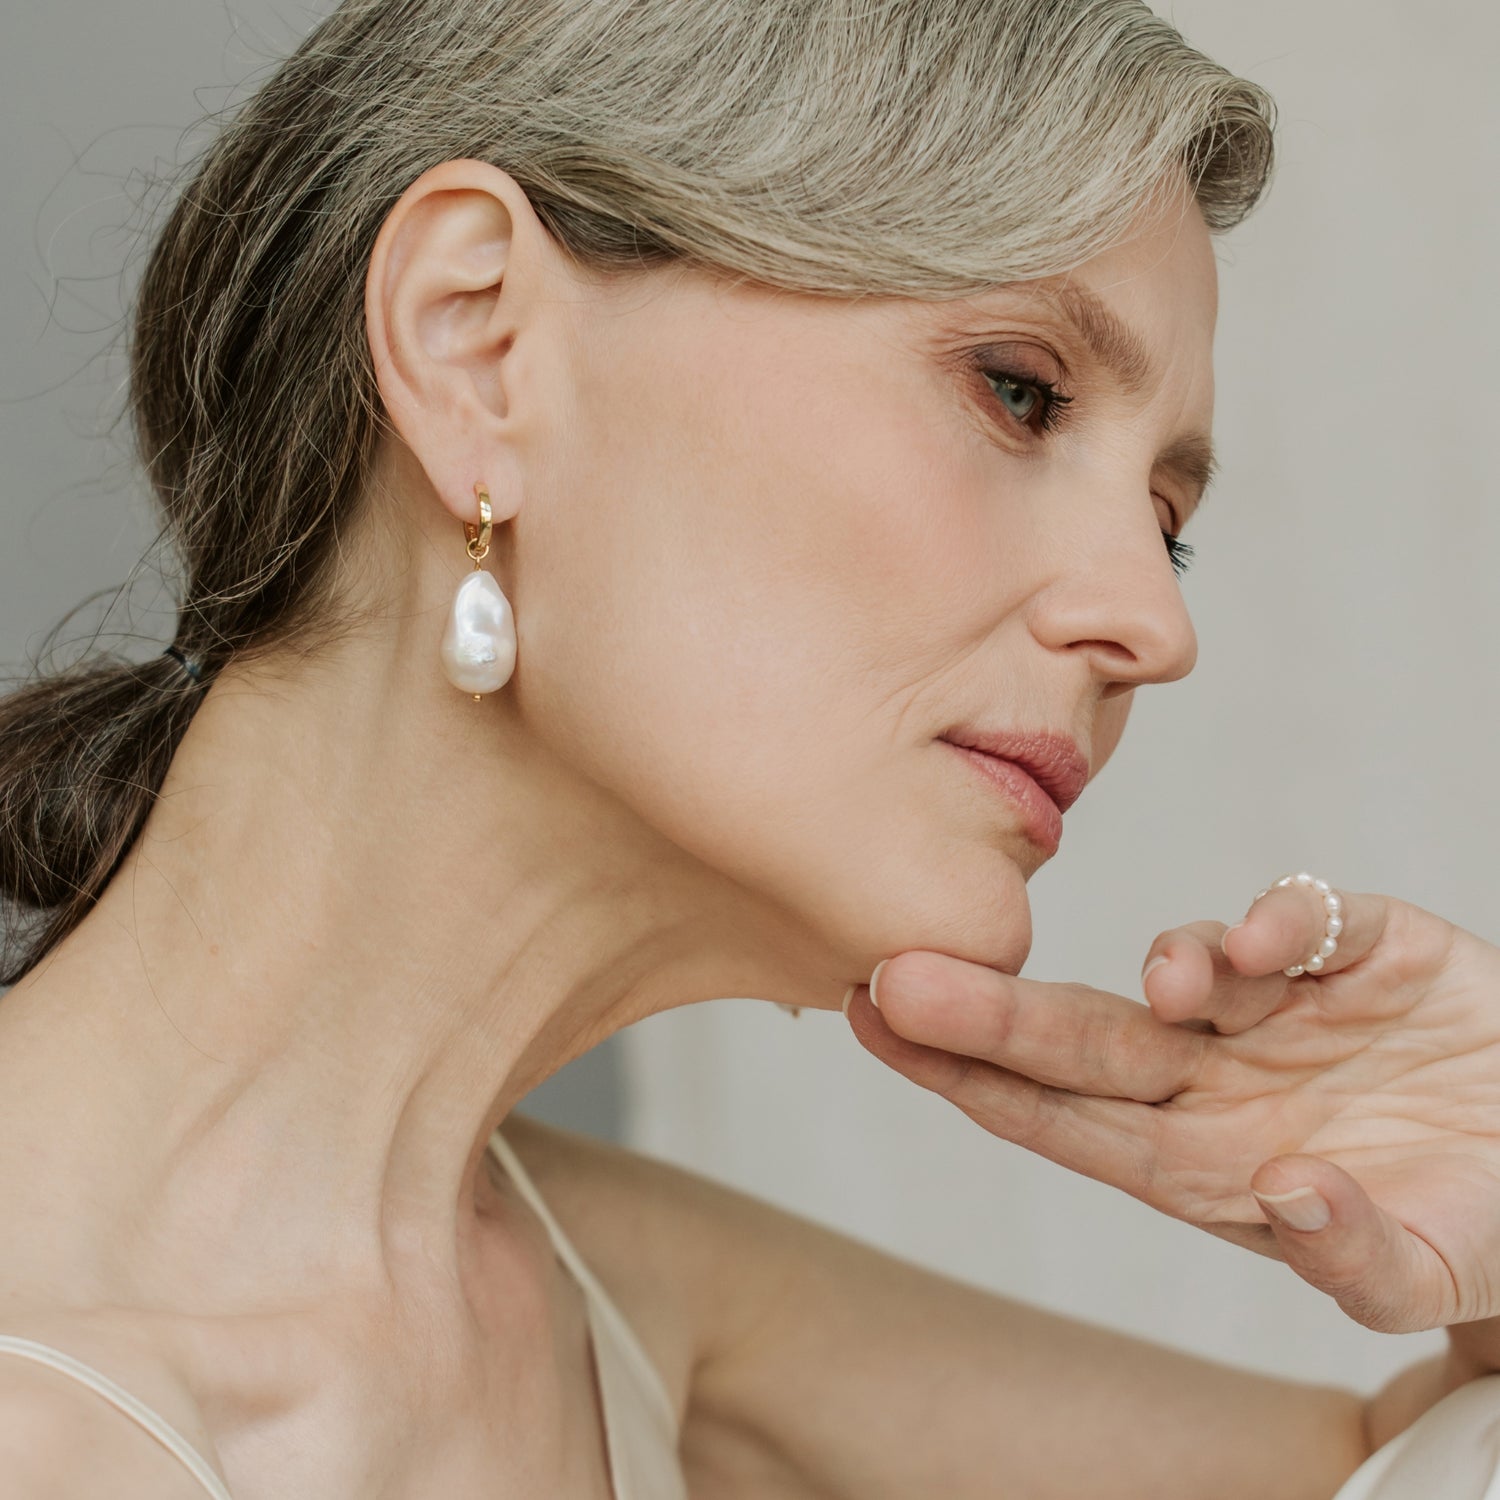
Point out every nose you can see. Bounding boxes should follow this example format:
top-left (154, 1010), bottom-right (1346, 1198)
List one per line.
top-left (1028, 511), bottom-right (1199, 691)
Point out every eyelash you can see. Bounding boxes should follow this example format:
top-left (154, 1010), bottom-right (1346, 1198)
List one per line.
top-left (980, 367), bottom-right (1196, 579)
top-left (1162, 533), bottom-right (1195, 578)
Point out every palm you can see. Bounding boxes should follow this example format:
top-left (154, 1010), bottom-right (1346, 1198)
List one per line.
top-left (1157, 925), bottom-right (1500, 1321)
top-left (849, 894), bottom-right (1500, 1334)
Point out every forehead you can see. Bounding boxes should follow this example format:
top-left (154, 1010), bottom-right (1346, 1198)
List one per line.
top-left (1064, 200), bottom-right (1219, 353)
top-left (1012, 203), bottom-right (1217, 392)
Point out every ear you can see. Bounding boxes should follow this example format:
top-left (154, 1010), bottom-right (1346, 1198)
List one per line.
top-left (364, 159), bottom-right (561, 531)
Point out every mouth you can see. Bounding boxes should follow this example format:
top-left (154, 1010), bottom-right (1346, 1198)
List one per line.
top-left (939, 727), bottom-right (1090, 853)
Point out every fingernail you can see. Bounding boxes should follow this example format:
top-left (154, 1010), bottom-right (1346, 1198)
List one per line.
top-left (869, 959), bottom-right (890, 1010)
top-left (840, 984), bottom-right (856, 1017)
top-left (1141, 953), bottom-right (1170, 985)
top-left (1253, 1187), bottom-right (1331, 1233)
top-left (1223, 921), bottom-right (1246, 943)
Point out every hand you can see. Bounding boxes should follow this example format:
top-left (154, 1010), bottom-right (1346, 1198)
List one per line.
top-left (843, 886), bottom-right (1500, 1343)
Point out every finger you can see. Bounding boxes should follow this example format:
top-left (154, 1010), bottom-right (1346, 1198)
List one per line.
top-left (1250, 1154), bottom-right (1454, 1334)
top-left (1141, 921), bottom-right (1287, 1034)
top-left (1143, 886), bottom-right (1393, 1035)
top-left (866, 951), bottom-right (1212, 1102)
top-left (1222, 878), bottom-right (1386, 981)
top-left (845, 983), bottom-right (1166, 1200)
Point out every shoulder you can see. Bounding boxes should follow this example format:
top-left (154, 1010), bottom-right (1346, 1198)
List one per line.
top-left (500, 1110), bottom-right (808, 1275)
top-left (0, 1356), bottom-right (217, 1498)
top-left (499, 1114), bottom-right (815, 1388)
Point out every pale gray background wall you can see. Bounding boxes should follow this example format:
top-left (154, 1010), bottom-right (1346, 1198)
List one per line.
top-left (4, 1), bottom-right (1495, 1401)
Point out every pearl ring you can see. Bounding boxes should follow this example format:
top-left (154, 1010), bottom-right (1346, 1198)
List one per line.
top-left (1252, 872), bottom-right (1345, 977)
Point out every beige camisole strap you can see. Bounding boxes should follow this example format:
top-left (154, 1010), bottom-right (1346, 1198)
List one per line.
top-left (0, 1129), bottom-right (686, 1500)
top-left (0, 1333), bottom-right (233, 1498)
top-left (487, 1128), bottom-right (688, 1500)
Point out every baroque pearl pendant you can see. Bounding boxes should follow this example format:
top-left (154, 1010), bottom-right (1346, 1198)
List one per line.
top-left (440, 570), bottom-right (516, 696)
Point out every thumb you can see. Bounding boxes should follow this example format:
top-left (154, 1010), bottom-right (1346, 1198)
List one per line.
top-left (1250, 1154), bottom-right (1448, 1334)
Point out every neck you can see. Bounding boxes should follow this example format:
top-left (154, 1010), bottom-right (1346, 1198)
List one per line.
top-left (0, 635), bottom-right (819, 1328)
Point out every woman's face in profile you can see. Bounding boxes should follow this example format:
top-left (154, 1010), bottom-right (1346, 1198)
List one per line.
top-left (500, 192), bottom-right (1218, 979)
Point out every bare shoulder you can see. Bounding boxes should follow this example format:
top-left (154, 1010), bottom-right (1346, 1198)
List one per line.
top-left (499, 1114), bottom-right (810, 1398)
top-left (499, 1116), bottom-right (1370, 1500)
top-left (0, 1353), bottom-right (218, 1499)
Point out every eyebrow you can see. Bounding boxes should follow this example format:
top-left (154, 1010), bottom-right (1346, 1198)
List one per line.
top-left (1030, 282), bottom-right (1219, 515)
top-left (1037, 283), bottom-right (1157, 396)
top-left (1156, 433), bottom-right (1219, 519)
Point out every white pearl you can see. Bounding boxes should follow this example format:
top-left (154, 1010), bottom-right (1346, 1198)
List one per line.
top-left (1324, 894), bottom-right (1343, 914)
top-left (1294, 872), bottom-right (1313, 886)
top-left (1276, 876), bottom-right (1293, 887)
top-left (1318, 937), bottom-right (1338, 958)
top-left (440, 570), bottom-right (516, 695)
top-left (1313, 879), bottom-right (1330, 894)
top-left (1306, 955), bottom-right (1325, 972)
top-left (1285, 965), bottom-right (1306, 978)
top-left (1326, 917), bottom-right (1344, 936)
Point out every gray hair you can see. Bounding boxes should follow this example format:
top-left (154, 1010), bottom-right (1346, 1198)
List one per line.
top-left (0, 0), bottom-right (1274, 982)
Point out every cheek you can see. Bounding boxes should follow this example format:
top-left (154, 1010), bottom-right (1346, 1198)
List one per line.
top-left (507, 314), bottom-right (1035, 969)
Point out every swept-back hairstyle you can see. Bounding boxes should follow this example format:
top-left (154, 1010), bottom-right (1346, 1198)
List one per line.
top-left (0, 0), bottom-right (1274, 983)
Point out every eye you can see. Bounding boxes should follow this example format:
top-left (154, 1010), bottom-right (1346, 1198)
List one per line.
top-left (991, 374), bottom-right (1040, 422)
top-left (980, 369), bottom-right (1073, 434)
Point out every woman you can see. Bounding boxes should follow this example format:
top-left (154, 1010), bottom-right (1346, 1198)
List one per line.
top-left (3, 0), bottom-right (1499, 1495)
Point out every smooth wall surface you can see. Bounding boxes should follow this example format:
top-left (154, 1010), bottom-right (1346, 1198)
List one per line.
top-left (624, 1), bottom-right (1498, 1394)
top-left (3, 0), bottom-right (1494, 1405)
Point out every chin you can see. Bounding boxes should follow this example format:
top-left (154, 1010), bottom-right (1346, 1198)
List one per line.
top-left (885, 860), bottom-right (1035, 979)
top-left (985, 920), bottom-right (1034, 978)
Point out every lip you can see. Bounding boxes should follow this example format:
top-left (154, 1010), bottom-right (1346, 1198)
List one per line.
top-left (940, 728), bottom-right (1090, 852)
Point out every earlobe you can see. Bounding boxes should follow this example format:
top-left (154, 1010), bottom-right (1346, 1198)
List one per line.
top-left (363, 161), bottom-right (535, 525)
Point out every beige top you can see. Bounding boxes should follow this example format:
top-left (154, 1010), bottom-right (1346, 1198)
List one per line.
top-left (20, 1128), bottom-right (1495, 1498)
top-left (0, 1127), bottom-right (688, 1499)
top-left (487, 1130), bottom-right (688, 1500)
top-left (1331, 1373), bottom-right (1500, 1499)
